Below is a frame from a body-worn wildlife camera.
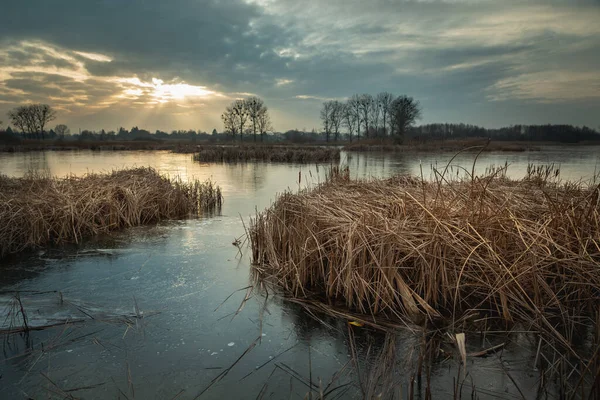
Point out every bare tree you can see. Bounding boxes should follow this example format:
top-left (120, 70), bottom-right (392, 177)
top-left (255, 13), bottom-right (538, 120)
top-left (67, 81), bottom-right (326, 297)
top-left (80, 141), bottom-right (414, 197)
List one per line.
top-left (376, 92), bottom-right (394, 137)
top-left (342, 102), bottom-right (357, 141)
top-left (369, 98), bottom-right (381, 137)
top-left (390, 95), bottom-right (422, 143)
top-left (8, 106), bottom-right (35, 137)
top-left (347, 95), bottom-right (362, 140)
top-left (357, 94), bottom-right (373, 139)
top-left (55, 124), bottom-right (70, 138)
top-left (231, 99), bottom-right (248, 142)
top-left (320, 101), bottom-right (333, 142)
top-left (8, 109), bottom-right (25, 134)
top-left (257, 106), bottom-right (273, 142)
top-left (329, 101), bottom-right (345, 142)
top-left (246, 96), bottom-right (266, 142)
top-left (221, 105), bottom-right (238, 138)
top-left (33, 104), bottom-right (56, 139)
top-left (8, 104), bottom-right (56, 139)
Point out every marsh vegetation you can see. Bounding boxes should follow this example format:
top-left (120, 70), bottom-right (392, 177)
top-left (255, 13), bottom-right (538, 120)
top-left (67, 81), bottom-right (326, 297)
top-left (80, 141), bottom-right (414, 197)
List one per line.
top-left (192, 144), bottom-right (341, 163)
top-left (0, 167), bottom-right (222, 257)
top-left (250, 161), bottom-right (600, 397)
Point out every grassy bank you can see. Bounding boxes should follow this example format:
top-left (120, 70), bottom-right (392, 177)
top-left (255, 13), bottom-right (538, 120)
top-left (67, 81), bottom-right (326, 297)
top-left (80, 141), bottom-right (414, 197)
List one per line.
top-left (0, 168), bottom-right (222, 257)
top-left (192, 145), bottom-right (341, 163)
top-left (0, 139), bottom-right (179, 152)
top-left (343, 138), bottom-right (541, 152)
top-left (249, 164), bottom-right (600, 393)
top-left (0, 139), bottom-right (344, 154)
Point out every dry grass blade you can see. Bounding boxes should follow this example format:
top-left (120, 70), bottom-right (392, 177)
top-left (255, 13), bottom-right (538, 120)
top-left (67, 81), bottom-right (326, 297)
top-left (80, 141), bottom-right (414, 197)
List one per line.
top-left (0, 167), bottom-right (223, 257)
top-left (194, 335), bottom-right (262, 398)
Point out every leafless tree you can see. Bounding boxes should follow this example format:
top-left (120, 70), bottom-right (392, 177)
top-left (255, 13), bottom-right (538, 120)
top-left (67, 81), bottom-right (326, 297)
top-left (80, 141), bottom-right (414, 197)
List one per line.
top-left (221, 105), bottom-right (238, 138)
top-left (55, 124), bottom-right (70, 138)
top-left (330, 100), bottom-right (344, 142)
top-left (369, 97), bottom-right (381, 137)
top-left (34, 104), bottom-right (56, 139)
top-left (357, 94), bottom-right (373, 139)
top-left (320, 101), bottom-right (333, 142)
top-left (342, 102), bottom-right (357, 141)
top-left (257, 106), bottom-right (273, 141)
top-left (8, 104), bottom-right (56, 139)
top-left (376, 92), bottom-right (394, 137)
top-left (246, 96), bottom-right (266, 142)
top-left (231, 99), bottom-right (249, 142)
top-left (347, 95), bottom-right (362, 140)
top-left (390, 95), bottom-right (422, 143)
top-left (8, 106), bottom-right (35, 137)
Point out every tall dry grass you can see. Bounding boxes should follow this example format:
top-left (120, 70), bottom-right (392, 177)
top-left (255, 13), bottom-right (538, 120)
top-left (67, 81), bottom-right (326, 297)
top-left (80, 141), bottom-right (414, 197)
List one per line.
top-left (192, 145), bottom-right (340, 163)
top-left (250, 162), bottom-right (600, 394)
top-left (0, 167), bottom-right (222, 257)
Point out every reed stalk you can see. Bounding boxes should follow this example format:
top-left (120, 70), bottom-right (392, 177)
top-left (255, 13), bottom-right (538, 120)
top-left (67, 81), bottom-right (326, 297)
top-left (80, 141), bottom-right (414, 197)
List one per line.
top-left (0, 167), bottom-right (222, 257)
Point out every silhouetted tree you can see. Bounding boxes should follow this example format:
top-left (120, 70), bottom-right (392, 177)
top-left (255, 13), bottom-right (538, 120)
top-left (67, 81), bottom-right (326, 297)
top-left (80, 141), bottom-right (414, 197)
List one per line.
top-left (9, 104), bottom-right (57, 139)
top-left (390, 95), bottom-right (422, 143)
top-left (347, 95), bottom-right (362, 140)
top-left (342, 102), bottom-right (357, 141)
top-left (357, 94), bottom-right (373, 138)
top-left (330, 100), bottom-right (344, 141)
top-left (232, 99), bottom-right (248, 141)
top-left (35, 104), bottom-right (56, 139)
top-left (8, 106), bottom-right (35, 137)
top-left (377, 92), bottom-right (394, 137)
top-left (55, 124), bottom-right (70, 138)
top-left (257, 106), bottom-right (273, 141)
top-left (320, 101), bottom-right (333, 142)
top-left (246, 96), bottom-right (266, 142)
top-left (221, 104), bottom-right (238, 138)
top-left (369, 97), bottom-right (381, 137)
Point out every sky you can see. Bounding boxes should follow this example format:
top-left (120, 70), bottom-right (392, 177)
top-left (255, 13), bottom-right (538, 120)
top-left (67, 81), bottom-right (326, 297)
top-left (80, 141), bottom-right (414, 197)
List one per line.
top-left (0, 0), bottom-right (599, 133)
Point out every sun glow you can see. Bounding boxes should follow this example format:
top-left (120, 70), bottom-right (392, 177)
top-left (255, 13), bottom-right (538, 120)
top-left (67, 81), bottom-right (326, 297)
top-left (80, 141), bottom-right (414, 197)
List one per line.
top-left (150, 78), bottom-right (215, 102)
top-left (115, 77), bottom-right (216, 104)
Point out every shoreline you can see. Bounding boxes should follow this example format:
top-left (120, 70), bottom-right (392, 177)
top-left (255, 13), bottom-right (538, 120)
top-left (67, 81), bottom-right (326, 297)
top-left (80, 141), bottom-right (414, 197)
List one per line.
top-left (2, 138), bottom-right (600, 153)
top-left (342, 139), bottom-right (581, 152)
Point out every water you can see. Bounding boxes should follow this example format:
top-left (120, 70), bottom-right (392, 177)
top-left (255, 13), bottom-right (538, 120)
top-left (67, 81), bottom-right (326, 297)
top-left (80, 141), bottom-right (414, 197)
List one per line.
top-left (0, 147), bottom-right (599, 399)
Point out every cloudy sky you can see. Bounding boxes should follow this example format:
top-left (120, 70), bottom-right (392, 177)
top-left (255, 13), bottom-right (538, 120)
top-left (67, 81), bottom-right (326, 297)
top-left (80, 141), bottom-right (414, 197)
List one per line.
top-left (1, 0), bottom-right (599, 132)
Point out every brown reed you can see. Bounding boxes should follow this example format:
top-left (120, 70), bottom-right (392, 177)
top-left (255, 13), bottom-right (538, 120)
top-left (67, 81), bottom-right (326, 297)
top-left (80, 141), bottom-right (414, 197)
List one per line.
top-left (192, 145), bottom-right (341, 163)
top-left (0, 167), bottom-right (222, 257)
top-left (249, 163), bottom-right (600, 394)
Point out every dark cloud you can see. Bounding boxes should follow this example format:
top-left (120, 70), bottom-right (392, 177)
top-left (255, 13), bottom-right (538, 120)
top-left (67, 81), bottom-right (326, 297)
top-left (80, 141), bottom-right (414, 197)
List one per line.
top-left (1, 50), bottom-right (35, 66)
top-left (4, 78), bottom-right (65, 97)
top-left (0, 0), bottom-right (599, 130)
top-left (0, 0), bottom-right (292, 90)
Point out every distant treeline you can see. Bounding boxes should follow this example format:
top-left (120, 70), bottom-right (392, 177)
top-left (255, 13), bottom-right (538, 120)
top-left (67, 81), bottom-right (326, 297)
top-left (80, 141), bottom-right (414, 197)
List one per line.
top-left (1, 123), bottom-right (599, 144)
top-left (410, 123), bottom-right (600, 143)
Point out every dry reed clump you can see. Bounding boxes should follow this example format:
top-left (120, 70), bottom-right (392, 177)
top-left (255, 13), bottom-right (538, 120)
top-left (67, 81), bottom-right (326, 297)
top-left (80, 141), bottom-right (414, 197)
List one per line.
top-left (250, 165), bottom-right (600, 337)
top-left (192, 145), bottom-right (340, 163)
top-left (0, 167), bottom-right (222, 257)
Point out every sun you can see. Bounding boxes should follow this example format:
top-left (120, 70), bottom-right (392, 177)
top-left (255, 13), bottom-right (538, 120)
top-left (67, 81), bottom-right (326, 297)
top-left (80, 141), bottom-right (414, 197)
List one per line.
top-left (150, 78), bottom-right (215, 103)
top-left (116, 77), bottom-right (217, 105)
